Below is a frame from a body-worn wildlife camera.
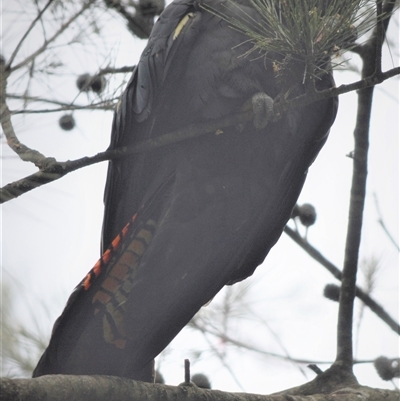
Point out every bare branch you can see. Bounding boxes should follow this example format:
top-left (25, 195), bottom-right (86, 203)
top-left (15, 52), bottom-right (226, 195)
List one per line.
top-left (192, 318), bottom-right (354, 366)
top-left (1, 64), bottom-right (399, 202)
top-left (12, 104), bottom-right (116, 114)
top-left (99, 66), bottom-right (135, 75)
top-left (0, 70), bottom-right (49, 166)
top-left (6, 0), bottom-right (55, 68)
top-left (0, 109), bottom-right (254, 203)
top-left (6, 94), bottom-right (117, 112)
top-left (373, 193), bottom-right (400, 251)
top-left (333, 0), bottom-right (398, 371)
top-left (189, 318), bottom-right (374, 365)
top-left (10, 0), bottom-right (97, 72)
top-left (1, 376), bottom-right (398, 401)
top-left (274, 66), bottom-right (400, 117)
top-left (283, 226), bottom-right (400, 335)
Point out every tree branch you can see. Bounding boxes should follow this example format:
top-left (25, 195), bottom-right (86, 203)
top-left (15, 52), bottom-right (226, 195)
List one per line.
top-left (333, 0), bottom-right (398, 372)
top-left (0, 72), bottom-right (49, 167)
top-left (190, 318), bottom-right (377, 366)
top-left (2, 64), bottom-right (399, 204)
top-left (0, 376), bottom-right (398, 401)
top-left (0, 0), bottom-right (100, 170)
top-left (274, 66), bottom-right (400, 118)
top-left (9, 0), bottom-right (97, 72)
top-left (0, 109), bottom-right (253, 203)
top-left (6, 0), bottom-right (55, 69)
top-left (6, 94), bottom-right (118, 111)
top-left (103, 0), bottom-right (164, 39)
top-left (283, 226), bottom-right (400, 335)
top-left (373, 193), bottom-right (400, 251)
top-left (99, 65), bottom-right (135, 75)
top-left (11, 104), bottom-right (116, 114)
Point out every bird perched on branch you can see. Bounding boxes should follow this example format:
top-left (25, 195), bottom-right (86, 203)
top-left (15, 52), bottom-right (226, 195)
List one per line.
top-left (33, 0), bottom-right (338, 382)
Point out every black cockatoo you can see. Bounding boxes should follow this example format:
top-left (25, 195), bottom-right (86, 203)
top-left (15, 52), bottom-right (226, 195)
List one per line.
top-left (33, 0), bottom-right (338, 382)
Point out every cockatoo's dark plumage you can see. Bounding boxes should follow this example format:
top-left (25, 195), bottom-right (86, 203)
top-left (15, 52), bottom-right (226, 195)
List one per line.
top-left (33, 0), bottom-right (337, 381)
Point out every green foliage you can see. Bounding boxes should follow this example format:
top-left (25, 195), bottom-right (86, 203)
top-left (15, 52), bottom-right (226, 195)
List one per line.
top-left (205, 0), bottom-right (378, 77)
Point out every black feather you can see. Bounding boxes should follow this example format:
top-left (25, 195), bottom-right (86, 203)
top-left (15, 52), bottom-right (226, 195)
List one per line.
top-left (33, 0), bottom-right (337, 381)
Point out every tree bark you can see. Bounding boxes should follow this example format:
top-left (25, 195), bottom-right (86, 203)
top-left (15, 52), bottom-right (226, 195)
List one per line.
top-left (0, 376), bottom-right (398, 401)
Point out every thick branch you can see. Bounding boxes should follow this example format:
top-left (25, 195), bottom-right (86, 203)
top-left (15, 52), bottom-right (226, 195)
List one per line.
top-left (0, 71), bottom-right (48, 166)
top-left (333, 0), bottom-right (399, 371)
top-left (0, 376), bottom-right (398, 401)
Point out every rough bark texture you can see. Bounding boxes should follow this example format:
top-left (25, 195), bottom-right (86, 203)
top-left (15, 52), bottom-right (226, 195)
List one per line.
top-left (0, 376), bottom-right (398, 401)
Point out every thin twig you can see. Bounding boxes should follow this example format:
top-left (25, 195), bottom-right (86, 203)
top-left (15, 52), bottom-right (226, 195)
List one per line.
top-left (1, 0), bottom-right (98, 167)
top-left (184, 359), bottom-right (190, 384)
top-left (0, 110), bottom-right (252, 203)
top-left (11, 104), bottom-right (116, 114)
top-left (10, 0), bottom-right (96, 72)
top-left (190, 319), bottom-right (376, 366)
top-left (274, 66), bottom-right (400, 118)
top-left (373, 193), bottom-right (400, 251)
top-left (99, 66), bottom-right (135, 75)
top-left (6, 0), bottom-right (55, 68)
top-left (6, 94), bottom-right (117, 113)
top-left (375, 0), bottom-right (384, 74)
